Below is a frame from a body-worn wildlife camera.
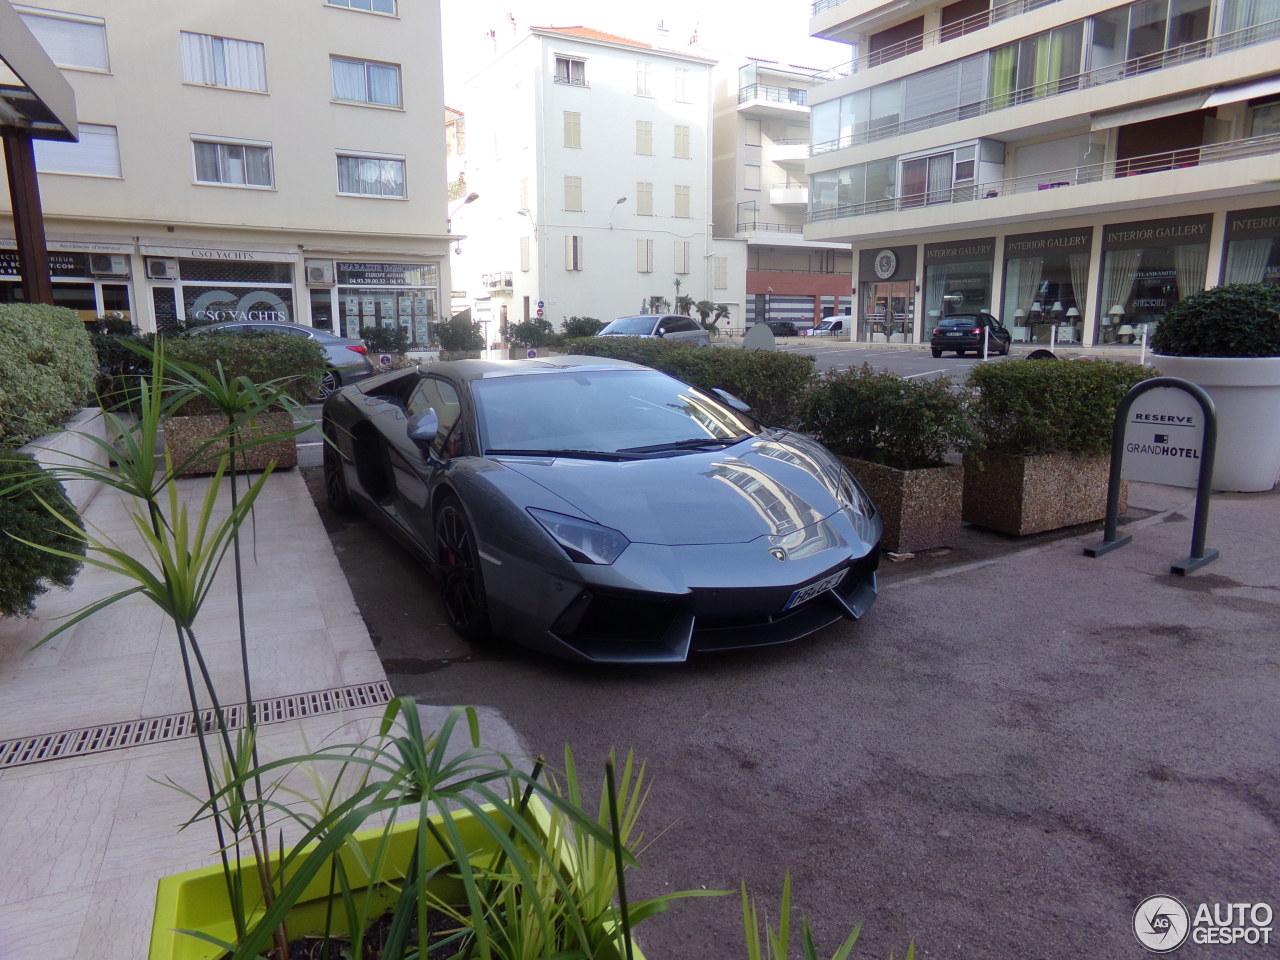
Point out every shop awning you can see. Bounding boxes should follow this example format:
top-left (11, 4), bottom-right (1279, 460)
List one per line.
top-left (1202, 75), bottom-right (1280, 109)
top-left (1090, 92), bottom-right (1208, 131)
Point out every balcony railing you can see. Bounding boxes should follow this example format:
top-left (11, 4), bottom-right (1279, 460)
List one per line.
top-left (811, 17), bottom-right (1280, 154)
top-left (738, 220), bottom-right (806, 234)
top-left (553, 75), bottom-right (589, 88)
top-left (738, 83), bottom-right (809, 107)
top-left (807, 131), bottom-right (1280, 223)
top-left (815, 0), bottom-right (1062, 79)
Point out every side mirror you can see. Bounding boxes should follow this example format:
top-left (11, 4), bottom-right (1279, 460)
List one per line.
top-left (656, 327), bottom-right (667, 337)
top-left (407, 409), bottom-right (440, 443)
top-left (713, 388), bottom-right (752, 413)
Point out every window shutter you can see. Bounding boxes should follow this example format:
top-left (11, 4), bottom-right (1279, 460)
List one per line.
top-left (637, 239), bottom-right (653, 272)
top-left (21, 12), bottom-right (108, 71)
top-left (675, 241), bottom-right (690, 274)
top-left (35, 124), bottom-right (120, 177)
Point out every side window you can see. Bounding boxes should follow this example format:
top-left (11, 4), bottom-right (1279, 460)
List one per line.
top-left (407, 377), bottom-right (463, 456)
top-left (668, 316), bottom-right (697, 333)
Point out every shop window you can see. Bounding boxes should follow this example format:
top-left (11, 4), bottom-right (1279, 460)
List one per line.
top-left (193, 137), bottom-right (274, 188)
top-left (327, 0), bottom-right (396, 14)
top-left (555, 56), bottom-right (586, 87)
top-left (331, 57), bottom-right (401, 107)
top-left (336, 152), bottom-right (405, 198)
top-left (19, 8), bottom-right (108, 71)
top-left (34, 123), bottom-right (120, 177)
top-left (181, 32), bottom-right (266, 91)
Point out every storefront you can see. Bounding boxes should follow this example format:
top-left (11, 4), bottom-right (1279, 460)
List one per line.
top-left (921, 238), bottom-right (995, 341)
top-left (1001, 228), bottom-right (1092, 343)
top-left (334, 261), bottom-right (441, 345)
top-left (1096, 214), bottom-right (1211, 344)
top-left (1222, 205), bottom-right (1280, 285)
top-left (138, 245), bottom-right (297, 333)
top-left (0, 240), bottom-right (134, 323)
top-left (857, 245), bottom-right (917, 342)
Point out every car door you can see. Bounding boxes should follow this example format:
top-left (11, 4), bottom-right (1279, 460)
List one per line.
top-left (984, 314), bottom-right (1011, 348)
top-left (660, 315), bottom-right (708, 345)
top-left (387, 374), bottom-right (466, 553)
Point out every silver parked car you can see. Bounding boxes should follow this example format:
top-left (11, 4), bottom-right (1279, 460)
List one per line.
top-left (596, 314), bottom-right (711, 345)
top-left (183, 320), bottom-right (375, 399)
top-left (322, 355), bottom-right (882, 663)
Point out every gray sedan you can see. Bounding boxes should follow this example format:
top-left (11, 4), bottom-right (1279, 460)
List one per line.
top-left (322, 355), bottom-right (882, 663)
top-left (596, 314), bottom-right (710, 345)
top-left (183, 320), bottom-right (375, 398)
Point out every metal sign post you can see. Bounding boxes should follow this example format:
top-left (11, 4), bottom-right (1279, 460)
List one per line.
top-left (1084, 377), bottom-right (1219, 575)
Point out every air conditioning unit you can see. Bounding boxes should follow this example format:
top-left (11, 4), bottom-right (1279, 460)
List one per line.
top-left (90, 254), bottom-right (129, 276)
top-left (146, 257), bottom-right (179, 280)
top-left (305, 259), bottom-right (335, 285)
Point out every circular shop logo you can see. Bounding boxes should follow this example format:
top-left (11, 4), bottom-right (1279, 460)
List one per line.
top-left (1133, 895), bottom-right (1190, 953)
top-left (873, 249), bottom-right (898, 279)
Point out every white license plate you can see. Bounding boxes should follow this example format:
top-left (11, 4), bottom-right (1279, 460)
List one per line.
top-left (783, 569), bottom-right (847, 611)
top-left (946, 331), bottom-right (963, 336)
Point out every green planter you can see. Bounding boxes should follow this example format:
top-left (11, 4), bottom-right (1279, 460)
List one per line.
top-left (148, 800), bottom-right (646, 960)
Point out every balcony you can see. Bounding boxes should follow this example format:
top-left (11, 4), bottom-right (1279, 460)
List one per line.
top-left (738, 83), bottom-right (810, 119)
top-left (811, 17), bottom-right (1280, 154)
top-left (807, 131), bottom-right (1280, 225)
top-left (766, 139), bottom-right (810, 166)
top-left (481, 271), bottom-right (513, 294)
top-left (770, 183), bottom-right (809, 206)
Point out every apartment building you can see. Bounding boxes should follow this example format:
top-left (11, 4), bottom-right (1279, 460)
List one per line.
top-left (712, 58), bottom-right (855, 327)
top-left (1, 0), bottom-right (451, 341)
top-left (805, 0), bottom-right (1280, 347)
top-left (451, 25), bottom-right (746, 338)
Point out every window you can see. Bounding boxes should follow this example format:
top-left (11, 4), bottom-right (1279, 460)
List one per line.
top-left (564, 176), bottom-right (582, 211)
top-left (563, 111), bottom-right (582, 148)
top-left (674, 185), bottom-right (691, 218)
top-left (674, 67), bottom-right (689, 102)
top-left (636, 60), bottom-right (651, 96)
top-left (193, 137), bottom-right (273, 187)
top-left (637, 182), bottom-right (654, 216)
top-left (674, 124), bottom-right (691, 159)
top-left (637, 238), bottom-right (653, 272)
top-left (1248, 100), bottom-right (1280, 138)
top-left (565, 235), bottom-right (584, 271)
top-left (555, 56), bottom-right (587, 86)
top-left (34, 123), bottom-right (119, 176)
top-left (745, 162), bottom-right (761, 190)
top-left (713, 256), bottom-right (728, 290)
top-left (181, 32), bottom-right (266, 91)
top-left (520, 237), bottom-right (531, 272)
top-left (636, 120), bottom-right (653, 156)
top-left (337, 152), bottom-right (405, 197)
top-left (675, 241), bottom-right (690, 274)
top-left (327, 0), bottom-right (396, 13)
top-left (331, 57), bottom-right (401, 106)
top-left (18, 8), bottom-right (108, 70)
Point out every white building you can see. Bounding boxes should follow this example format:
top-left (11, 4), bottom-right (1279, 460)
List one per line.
top-left (805, 0), bottom-right (1280, 347)
top-left (1, 0), bottom-right (452, 342)
top-left (712, 58), bottom-right (855, 327)
top-left (452, 25), bottom-right (746, 339)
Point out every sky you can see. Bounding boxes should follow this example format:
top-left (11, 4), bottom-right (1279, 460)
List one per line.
top-left (439, 1), bottom-right (847, 93)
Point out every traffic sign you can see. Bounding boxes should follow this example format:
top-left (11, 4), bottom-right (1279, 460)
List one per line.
top-left (537, 300), bottom-right (545, 309)
top-left (536, 308), bottom-right (544, 317)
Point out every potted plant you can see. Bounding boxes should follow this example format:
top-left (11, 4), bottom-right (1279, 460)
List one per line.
top-left (1150, 282), bottom-right (1280, 492)
top-left (964, 358), bottom-right (1150, 536)
top-left (798, 365), bottom-right (973, 554)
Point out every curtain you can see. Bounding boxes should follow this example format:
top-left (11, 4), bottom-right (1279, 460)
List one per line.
top-left (1224, 238), bottom-right (1273, 283)
top-left (1101, 248), bottom-right (1142, 313)
top-left (332, 59), bottom-right (366, 100)
top-left (924, 265), bottom-right (950, 321)
top-left (367, 64), bottom-right (400, 106)
top-left (1173, 244), bottom-right (1208, 299)
top-left (990, 44), bottom-right (1017, 108)
top-left (1068, 252), bottom-right (1089, 313)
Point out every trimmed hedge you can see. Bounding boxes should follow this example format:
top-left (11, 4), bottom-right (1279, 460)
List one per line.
top-left (0, 452), bottom-right (85, 618)
top-left (967, 358), bottom-right (1151, 456)
top-left (164, 333), bottom-right (325, 414)
top-left (0, 304), bottom-right (98, 444)
top-left (563, 337), bottom-right (816, 426)
top-left (798, 365), bottom-right (973, 469)
top-left (1149, 282), bottom-right (1280, 358)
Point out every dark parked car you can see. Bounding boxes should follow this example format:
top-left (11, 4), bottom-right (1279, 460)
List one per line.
top-left (596, 314), bottom-right (710, 345)
top-left (765, 321), bottom-right (800, 337)
top-left (184, 320), bottom-right (375, 398)
top-left (929, 312), bottom-right (1012, 357)
top-left (322, 355), bottom-right (882, 663)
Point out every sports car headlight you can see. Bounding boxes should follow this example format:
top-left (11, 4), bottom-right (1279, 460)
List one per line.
top-left (528, 508), bottom-right (630, 565)
top-left (837, 466), bottom-right (876, 520)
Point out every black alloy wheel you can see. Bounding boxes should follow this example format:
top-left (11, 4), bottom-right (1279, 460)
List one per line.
top-left (322, 424), bottom-right (355, 515)
top-left (435, 498), bottom-right (490, 640)
top-left (316, 369), bottom-right (340, 401)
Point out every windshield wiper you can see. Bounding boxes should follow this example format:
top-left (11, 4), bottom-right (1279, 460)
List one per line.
top-left (617, 435), bottom-right (749, 454)
top-left (484, 448), bottom-right (644, 461)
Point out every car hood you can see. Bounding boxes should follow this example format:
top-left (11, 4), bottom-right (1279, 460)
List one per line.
top-left (496, 432), bottom-right (859, 546)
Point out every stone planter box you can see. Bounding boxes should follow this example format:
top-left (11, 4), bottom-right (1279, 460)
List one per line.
top-left (19, 406), bottom-right (108, 512)
top-left (164, 410), bottom-right (296, 477)
top-left (963, 450), bottom-right (1125, 536)
top-left (841, 456), bottom-right (962, 554)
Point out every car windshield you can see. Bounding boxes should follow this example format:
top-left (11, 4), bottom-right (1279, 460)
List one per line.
top-left (599, 316), bottom-right (656, 335)
top-left (472, 369), bottom-right (757, 457)
top-left (938, 316), bottom-right (980, 327)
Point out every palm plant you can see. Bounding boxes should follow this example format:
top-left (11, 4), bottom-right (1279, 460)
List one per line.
top-left (675, 295), bottom-right (696, 317)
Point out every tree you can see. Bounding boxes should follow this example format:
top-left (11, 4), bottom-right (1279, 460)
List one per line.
top-left (676, 295), bottom-right (696, 316)
top-left (359, 324), bottom-right (410, 354)
top-left (436, 314), bottom-right (485, 352)
top-left (694, 300), bottom-right (716, 323)
top-left (508, 318), bottom-right (554, 346)
top-left (561, 316), bottom-right (604, 338)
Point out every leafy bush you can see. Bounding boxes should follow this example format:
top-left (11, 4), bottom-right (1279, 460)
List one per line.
top-left (564, 337), bottom-right (816, 426)
top-left (561, 316), bottom-right (604, 338)
top-left (435, 314), bottom-right (485, 352)
top-left (0, 452), bottom-right (85, 617)
top-left (164, 333), bottom-right (325, 413)
top-left (798, 365), bottom-right (973, 469)
top-left (1149, 282), bottom-right (1280, 357)
top-left (359, 324), bottom-right (410, 355)
top-left (509, 318), bottom-right (555, 347)
top-left (91, 331), bottom-right (155, 412)
top-left (967, 358), bottom-right (1151, 456)
top-left (0, 304), bottom-right (99, 444)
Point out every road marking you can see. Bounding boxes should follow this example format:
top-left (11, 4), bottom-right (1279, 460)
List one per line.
top-left (904, 369), bottom-right (947, 379)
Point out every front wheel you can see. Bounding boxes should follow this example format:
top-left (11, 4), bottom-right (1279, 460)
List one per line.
top-left (322, 424), bottom-right (355, 515)
top-left (931, 348), bottom-right (942, 358)
top-left (315, 369), bottom-right (340, 401)
top-left (435, 498), bottom-right (491, 640)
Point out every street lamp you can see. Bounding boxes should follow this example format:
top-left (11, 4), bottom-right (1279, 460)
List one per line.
top-left (607, 196), bottom-right (626, 229)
